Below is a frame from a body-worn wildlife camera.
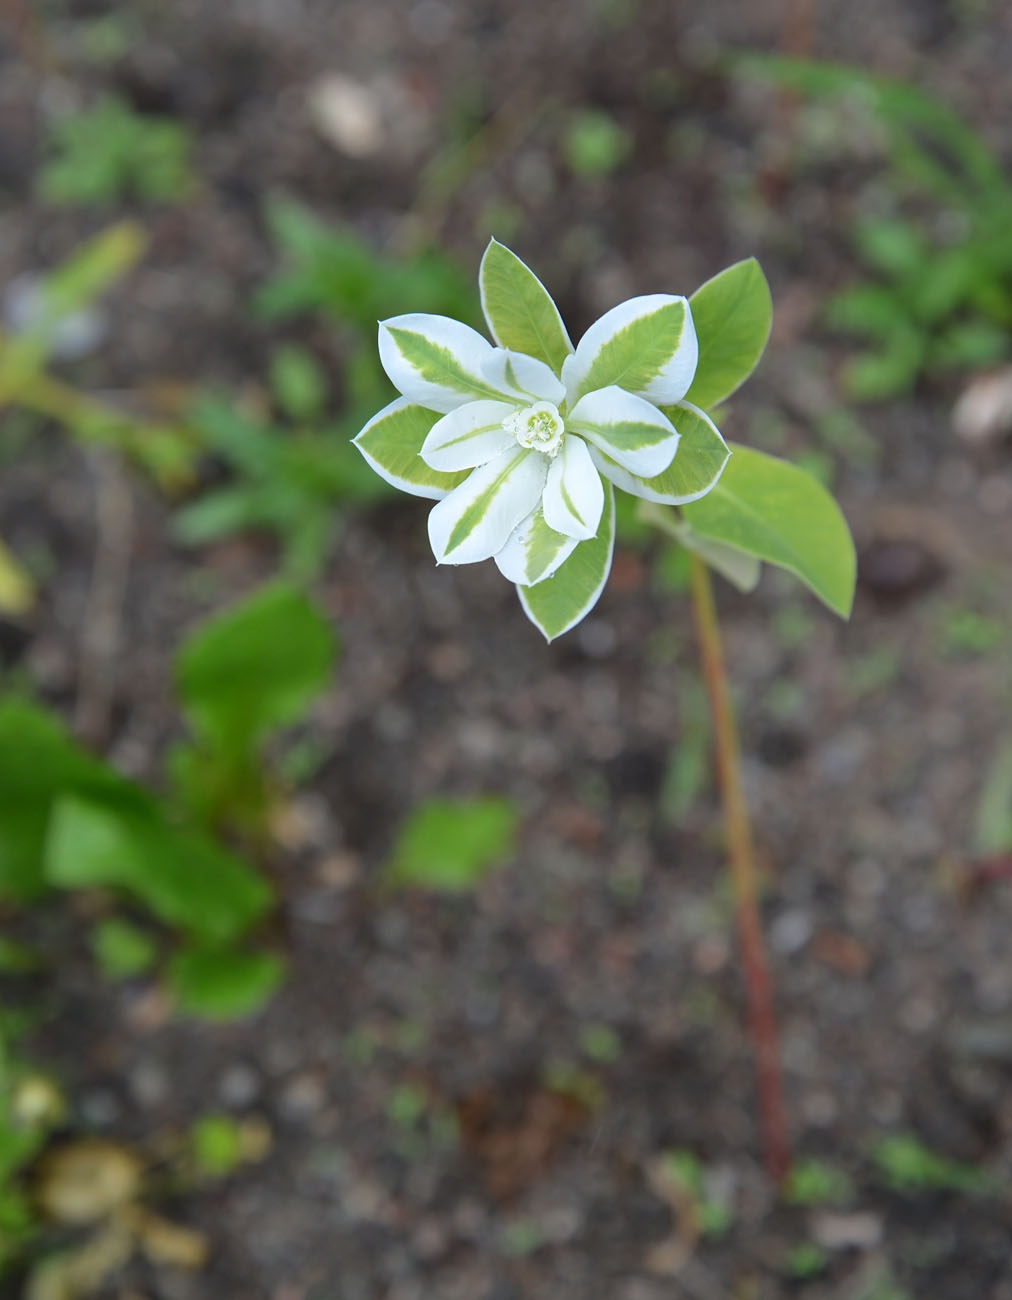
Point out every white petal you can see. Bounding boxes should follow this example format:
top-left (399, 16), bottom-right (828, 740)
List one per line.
top-left (378, 314), bottom-right (508, 413)
top-left (427, 449), bottom-right (548, 565)
top-left (481, 349), bottom-right (566, 404)
top-left (419, 400), bottom-right (518, 471)
top-left (494, 507), bottom-right (579, 585)
top-left (541, 434), bottom-right (604, 540)
top-left (567, 385), bottom-right (680, 477)
top-left (561, 294), bottom-right (698, 407)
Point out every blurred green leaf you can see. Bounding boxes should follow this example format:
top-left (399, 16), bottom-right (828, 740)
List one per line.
top-left (872, 1134), bottom-right (993, 1195)
top-left (40, 96), bottom-right (192, 206)
top-left (387, 796), bottom-right (518, 892)
top-left (784, 1158), bottom-right (854, 1205)
top-left (176, 581), bottom-right (337, 750)
top-left (0, 224), bottom-right (145, 397)
top-left (190, 1114), bottom-right (243, 1176)
top-left (90, 917), bottom-right (158, 980)
top-left (973, 740), bottom-right (1012, 856)
top-left (169, 947), bottom-right (284, 1020)
top-left (0, 699), bottom-right (149, 901)
top-left (257, 197), bottom-right (475, 327)
top-left (563, 109), bottom-right (631, 178)
top-left (852, 218), bottom-right (926, 278)
top-left (45, 796), bottom-right (272, 944)
top-left (270, 345), bottom-right (328, 423)
top-left (826, 285), bottom-right (908, 340)
top-left (0, 540), bottom-right (34, 616)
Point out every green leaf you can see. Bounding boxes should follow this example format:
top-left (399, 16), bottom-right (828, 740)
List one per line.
top-left (684, 258), bottom-right (772, 410)
top-left (176, 581), bottom-right (337, 748)
top-left (353, 399), bottom-right (468, 499)
top-left (479, 240), bottom-right (573, 375)
top-left (45, 796), bottom-right (272, 943)
top-left (387, 796), bottom-right (518, 892)
top-left (518, 484), bottom-right (616, 640)
top-left (681, 444), bottom-right (856, 617)
top-left (168, 946), bottom-right (284, 1020)
top-left (90, 917), bottom-right (158, 980)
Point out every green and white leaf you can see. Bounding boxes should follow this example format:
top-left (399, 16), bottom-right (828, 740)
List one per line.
top-left (568, 386), bottom-right (680, 477)
top-left (427, 448), bottom-right (547, 564)
top-left (639, 502), bottom-right (761, 593)
top-left (494, 504), bottom-right (580, 586)
top-left (542, 434), bottom-right (604, 539)
top-left (589, 401), bottom-right (730, 505)
top-left (683, 258), bottom-right (772, 410)
top-left (518, 484), bottom-right (616, 641)
top-left (354, 398), bottom-right (468, 499)
top-left (479, 240), bottom-right (573, 376)
top-left (562, 294), bottom-right (697, 407)
top-left (419, 399), bottom-right (517, 472)
top-left (681, 443), bottom-right (856, 617)
top-left (378, 313), bottom-right (509, 412)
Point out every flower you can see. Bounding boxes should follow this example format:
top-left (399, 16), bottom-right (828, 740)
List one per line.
top-left (353, 239), bottom-right (729, 639)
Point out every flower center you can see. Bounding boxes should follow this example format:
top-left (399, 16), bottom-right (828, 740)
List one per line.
top-left (503, 401), bottom-right (565, 458)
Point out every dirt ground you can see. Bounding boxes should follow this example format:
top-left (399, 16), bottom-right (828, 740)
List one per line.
top-left (3, 0), bottom-right (1012, 1296)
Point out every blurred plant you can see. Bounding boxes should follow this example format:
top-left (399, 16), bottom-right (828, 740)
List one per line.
top-left (784, 1241), bottom-right (828, 1279)
top-left (562, 108), bottom-right (632, 178)
top-left (651, 1149), bottom-right (735, 1238)
top-left (973, 739), bottom-right (1012, 859)
top-left (743, 56), bottom-right (1012, 399)
top-left (40, 95), bottom-right (193, 206)
top-left (89, 917), bottom-right (158, 981)
top-left (349, 238), bottom-right (856, 1183)
top-left (934, 601), bottom-right (1005, 658)
top-left (872, 1134), bottom-right (994, 1195)
top-left (0, 1025), bottom-right (63, 1277)
top-left (0, 580), bottom-right (336, 1020)
top-left (0, 223), bottom-right (194, 493)
top-left (174, 352), bottom-right (387, 580)
top-left (170, 579), bottom-right (337, 837)
top-left (784, 1157), bottom-right (854, 1205)
top-left (384, 795), bottom-right (518, 892)
top-left (256, 196), bottom-right (475, 429)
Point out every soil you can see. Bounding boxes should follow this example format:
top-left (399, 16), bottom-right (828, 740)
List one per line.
top-left (3, 1), bottom-right (1012, 1297)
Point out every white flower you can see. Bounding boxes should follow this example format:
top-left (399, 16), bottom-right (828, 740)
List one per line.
top-left (353, 240), bottom-right (729, 639)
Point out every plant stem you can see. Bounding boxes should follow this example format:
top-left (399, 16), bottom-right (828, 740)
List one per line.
top-left (688, 552), bottom-right (790, 1184)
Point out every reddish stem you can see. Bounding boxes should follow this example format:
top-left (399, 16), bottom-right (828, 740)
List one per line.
top-left (689, 553), bottom-right (791, 1184)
